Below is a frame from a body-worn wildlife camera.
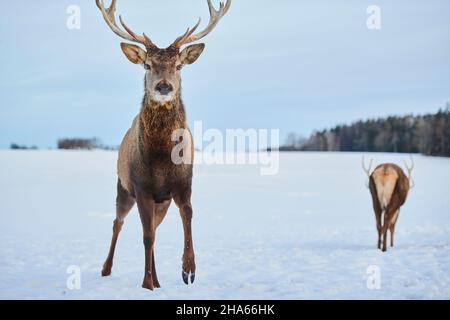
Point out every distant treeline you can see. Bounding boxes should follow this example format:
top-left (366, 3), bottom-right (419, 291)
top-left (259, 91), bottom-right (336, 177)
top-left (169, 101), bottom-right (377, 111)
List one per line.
top-left (282, 107), bottom-right (450, 157)
top-left (58, 138), bottom-right (116, 150)
top-left (9, 138), bottom-right (116, 150)
top-left (10, 143), bottom-right (38, 150)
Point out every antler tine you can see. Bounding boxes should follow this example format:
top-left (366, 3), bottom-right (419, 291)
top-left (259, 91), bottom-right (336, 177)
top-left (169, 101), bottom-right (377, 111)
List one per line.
top-left (96, 0), bottom-right (134, 42)
top-left (119, 16), bottom-right (155, 48)
top-left (403, 155), bottom-right (415, 189)
top-left (172, 0), bottom-right (232, 47)
top-left (96, 0), bottom-right (155, 48)
top-left (172, 18), bottom-right (202, 48)
top-left (362, 156), bottom-right (373, 177)
top-left (362, 155), bottom-right (373, 189)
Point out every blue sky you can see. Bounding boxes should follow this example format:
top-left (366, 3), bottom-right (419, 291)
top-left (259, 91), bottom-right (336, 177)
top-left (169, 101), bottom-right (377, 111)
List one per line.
top-left (0, 0), bottom-right (449, 148)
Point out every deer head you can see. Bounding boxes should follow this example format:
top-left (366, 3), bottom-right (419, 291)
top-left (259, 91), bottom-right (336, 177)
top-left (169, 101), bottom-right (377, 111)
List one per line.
top-left (96, 0), bottom-right (231, 106)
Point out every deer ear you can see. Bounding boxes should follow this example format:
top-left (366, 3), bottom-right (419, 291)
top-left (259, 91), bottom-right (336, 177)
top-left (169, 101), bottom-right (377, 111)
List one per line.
top-left (180, 44), bottom-right (205, 65)
top-left (120, 43), bottom-right (147, 65)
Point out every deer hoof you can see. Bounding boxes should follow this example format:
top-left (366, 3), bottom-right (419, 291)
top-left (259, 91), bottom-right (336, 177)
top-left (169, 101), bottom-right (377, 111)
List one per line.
top-left (142, 277), bottom-right (155, 291)
top-left (182, 271), bottom-right (195, 285)
top-left (101, 267), bottom-right (112, 277)
top-left (182, 271), bottom-right (189, 285)
top-left (153, 279), bottom-right (161, 288)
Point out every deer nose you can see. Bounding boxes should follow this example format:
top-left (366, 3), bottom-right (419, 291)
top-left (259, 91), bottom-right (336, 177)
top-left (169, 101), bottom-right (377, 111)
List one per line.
top-left (155, 81), bottom-right (173, 96)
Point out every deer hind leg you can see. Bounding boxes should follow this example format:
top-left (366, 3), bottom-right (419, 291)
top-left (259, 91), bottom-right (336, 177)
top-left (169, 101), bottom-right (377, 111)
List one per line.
top-left (381, 211), bottom-right (390, 252)
top-left (173, 189), bottom-right (196, 285)
top-left (375, 211), bottom-right (383, 250)
top-left (381, 206), bottom-right (399, 252)
top-left (390, 209), bottom-right (400, 248)
top-left (102, 180), bottom-right (135, 277)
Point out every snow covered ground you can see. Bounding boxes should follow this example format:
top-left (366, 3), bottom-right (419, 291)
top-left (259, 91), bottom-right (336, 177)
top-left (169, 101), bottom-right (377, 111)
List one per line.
top-left (0, 150), bottom-right (449, 300)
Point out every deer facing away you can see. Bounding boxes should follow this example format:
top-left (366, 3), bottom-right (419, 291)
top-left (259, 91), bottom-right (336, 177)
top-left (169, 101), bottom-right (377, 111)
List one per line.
top-left (363, 157), bottom-right (414, 252)
top-left (96, 0), bottom-right (231, 290)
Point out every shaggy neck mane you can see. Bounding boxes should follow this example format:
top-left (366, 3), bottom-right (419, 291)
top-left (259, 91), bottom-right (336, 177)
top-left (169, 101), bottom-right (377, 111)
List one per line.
top-left (139, 93), bottom-right (187, 141)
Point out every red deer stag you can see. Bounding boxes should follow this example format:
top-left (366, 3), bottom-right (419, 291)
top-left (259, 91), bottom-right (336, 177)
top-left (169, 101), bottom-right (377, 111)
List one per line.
top-left (362, 156), bottom-right (414, 252)
top-left (96, 0), bottom-right (232, 290)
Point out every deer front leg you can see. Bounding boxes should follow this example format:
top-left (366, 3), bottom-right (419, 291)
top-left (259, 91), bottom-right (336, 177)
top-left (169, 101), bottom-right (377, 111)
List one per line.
top-left (148, 200), bottom-right (171, 289)
top-left (173, 192), bottom-right (196, 285)
top-left (136, 192), bottom-right (158, 290)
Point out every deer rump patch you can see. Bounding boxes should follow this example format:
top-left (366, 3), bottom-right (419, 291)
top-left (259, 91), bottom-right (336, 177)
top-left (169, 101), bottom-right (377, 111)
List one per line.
top-left (372, 166), bottom-right (399, 209)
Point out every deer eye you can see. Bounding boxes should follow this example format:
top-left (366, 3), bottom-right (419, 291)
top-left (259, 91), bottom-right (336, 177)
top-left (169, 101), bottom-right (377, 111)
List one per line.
top-left (144, 63), bottom-right (151, 70)
top-left (176, 64), bottom-right (183, 71)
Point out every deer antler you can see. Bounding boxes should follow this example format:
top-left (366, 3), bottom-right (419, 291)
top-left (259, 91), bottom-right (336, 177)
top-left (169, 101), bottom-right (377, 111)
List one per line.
top-left (362, 156), bottom-right (373, 188)
top-left (95, 0), bottom-right (155, 48)
top-left (403, 155), bottom-right (415, 189)
top-left (172, 0), bottom-right (232, 47)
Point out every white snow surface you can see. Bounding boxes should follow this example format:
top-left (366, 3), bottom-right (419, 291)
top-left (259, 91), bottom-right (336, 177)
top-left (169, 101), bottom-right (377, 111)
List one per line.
top-left (0, 151), bottom-right (449, 300)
